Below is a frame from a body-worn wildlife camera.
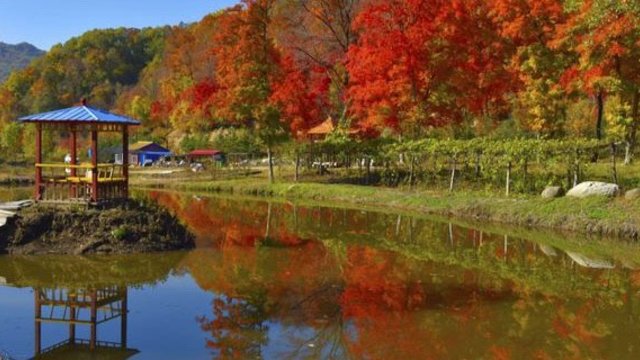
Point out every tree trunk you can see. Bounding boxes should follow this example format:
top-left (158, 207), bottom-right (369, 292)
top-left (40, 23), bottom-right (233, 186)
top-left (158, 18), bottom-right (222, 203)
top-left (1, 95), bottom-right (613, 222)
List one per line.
top-left (625, 89), bottom-right (640, 165)
top-left (408, 154), bottom-right (415, 188)
top-left (503, 235), bottom-right (509, 260)
top-left (365, 157), bottom-right (371, 185)
top-left (611, 143), bottom-right (618, 184)
top-left (596, 91), bottom-right (605, 140)
top-left (294, 151), bottom-right (300, 182)
top-left (449, 156), bottom-right (456, 192)
top-left (267, 146), bottom-right (274, 184)
top-left (522, 159), bottom-right (528, 192)
top-left (574, 149), bottom-right (580, 187)
top-left (505, 161), bottom-right (512, 197)
top-left (265, 202), bottom-right (272, 240)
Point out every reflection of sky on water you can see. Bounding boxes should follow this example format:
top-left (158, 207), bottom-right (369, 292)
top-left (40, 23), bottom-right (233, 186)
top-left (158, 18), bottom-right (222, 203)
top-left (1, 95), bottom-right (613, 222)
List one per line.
top-left (0, 275), bottom-right (221, 359)
top-left (127, 274), bottom-right (213, 359)
top-left (0, 286), bottom-right (32, 359)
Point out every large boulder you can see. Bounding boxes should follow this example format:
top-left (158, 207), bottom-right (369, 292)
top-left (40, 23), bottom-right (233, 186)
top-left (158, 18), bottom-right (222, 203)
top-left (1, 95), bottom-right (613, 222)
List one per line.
top-left (566, 181), bottom-right (619, 198)
top-left (541, 186), bottom-right (564, 199)
top-left (625, 188), bottom-right (640, 200)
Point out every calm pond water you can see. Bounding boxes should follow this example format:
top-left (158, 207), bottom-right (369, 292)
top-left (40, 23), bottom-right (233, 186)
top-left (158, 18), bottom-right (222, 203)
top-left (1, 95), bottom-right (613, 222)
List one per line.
top-left (2, 189), bottom-right (640, 359)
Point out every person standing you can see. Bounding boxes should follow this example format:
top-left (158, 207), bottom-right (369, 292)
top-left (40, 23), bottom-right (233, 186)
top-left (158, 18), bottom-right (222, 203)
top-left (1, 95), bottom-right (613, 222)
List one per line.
top-left (64, 153), bottom-right (72, 175)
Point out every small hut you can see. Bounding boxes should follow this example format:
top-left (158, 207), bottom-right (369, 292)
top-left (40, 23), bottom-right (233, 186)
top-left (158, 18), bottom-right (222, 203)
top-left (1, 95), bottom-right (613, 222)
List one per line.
top-left (122, 141), bottom-right (172, 166)
top-left (18, 100), bottom-right (140, 205)
top-left (187, 149), bottom-right (226, 164)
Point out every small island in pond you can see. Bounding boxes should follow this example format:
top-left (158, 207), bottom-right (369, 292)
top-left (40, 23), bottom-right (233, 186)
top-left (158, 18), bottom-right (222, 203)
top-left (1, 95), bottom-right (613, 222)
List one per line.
top-left (0, 201), bottom-right (195, 255)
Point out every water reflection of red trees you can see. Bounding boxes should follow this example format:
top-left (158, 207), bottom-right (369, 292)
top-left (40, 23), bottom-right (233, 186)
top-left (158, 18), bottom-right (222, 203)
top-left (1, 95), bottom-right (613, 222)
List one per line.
top-left (188, 243), bottom-right (530, 359)
top-left (199, 295), bottom-right (268, 360)
top-left (147, 192), bottom-right (640, 359)
top-left (147, 192), bottom-right (307, 248)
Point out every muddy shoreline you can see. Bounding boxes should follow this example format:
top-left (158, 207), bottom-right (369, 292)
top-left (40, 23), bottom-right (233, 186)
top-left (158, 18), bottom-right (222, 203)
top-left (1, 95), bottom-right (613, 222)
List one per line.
top-left (0, 201), bottom-right (195, 255)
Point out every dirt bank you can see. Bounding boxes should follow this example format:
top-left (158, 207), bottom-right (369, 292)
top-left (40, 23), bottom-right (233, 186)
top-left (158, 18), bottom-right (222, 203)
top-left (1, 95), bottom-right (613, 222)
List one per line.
top-left (0, 201), bottom-right (195, 255)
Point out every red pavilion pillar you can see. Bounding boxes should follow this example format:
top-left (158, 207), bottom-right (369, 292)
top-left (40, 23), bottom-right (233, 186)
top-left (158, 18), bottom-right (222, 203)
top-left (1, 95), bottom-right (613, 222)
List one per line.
top-left (70, 126), bottom-right (77, 177)
top-left (122, 125), bottom-right (129, 199)
top-left (90, 289), bottom-right (97, 350)
top-left (91, 128), bottom-right (99, 203)
top-left (34, 289), bottom-right (42, 356)
top-left (70, 125), bottom-right (78, 199)
top-left (69, 293), bottom-right (77, 345)
top-left (35, 123), bottom-right (42, 201)
top-left (121, 288), bottom-right (128, 348)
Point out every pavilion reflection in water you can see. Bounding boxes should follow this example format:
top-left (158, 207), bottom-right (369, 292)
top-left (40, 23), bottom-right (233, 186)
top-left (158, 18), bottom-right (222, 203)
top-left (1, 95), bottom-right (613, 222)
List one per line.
top-left (33, 286), bottom-right (137, 359)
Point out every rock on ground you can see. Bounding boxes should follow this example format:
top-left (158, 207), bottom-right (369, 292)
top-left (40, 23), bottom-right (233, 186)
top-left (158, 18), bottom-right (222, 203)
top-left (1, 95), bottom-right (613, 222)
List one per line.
top-left (625, 188), bottom-right (640, 200)
top-left (541, 186), bottom-right (564, 199)
top-left (566, 181), bottom-right (619, 198)
top-left (0, 201), bottom-right (195, 255)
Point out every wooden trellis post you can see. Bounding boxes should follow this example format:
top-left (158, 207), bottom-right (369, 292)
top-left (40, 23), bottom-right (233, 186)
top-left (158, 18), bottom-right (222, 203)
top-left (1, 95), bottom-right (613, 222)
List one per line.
top-left (506, 161), bottom-right (512, 196)
top-left (611, 143), bottom-right (618, 184)
top-left (449, 156), bottom-right (457, 192)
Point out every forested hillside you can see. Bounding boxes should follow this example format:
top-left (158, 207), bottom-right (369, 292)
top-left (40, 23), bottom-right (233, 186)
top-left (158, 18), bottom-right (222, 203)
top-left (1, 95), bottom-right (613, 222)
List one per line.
top-left (0, 42), bottom-right (44, 81)
top-left (1, 0), bottom-right (639, 160)
top-left (0, 27), bottom-right (167, 124)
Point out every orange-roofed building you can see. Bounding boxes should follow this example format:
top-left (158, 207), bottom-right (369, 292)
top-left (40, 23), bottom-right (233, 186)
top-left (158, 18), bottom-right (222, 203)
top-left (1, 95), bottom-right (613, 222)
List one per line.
top-left (307, 117), bottom-right (358, 142)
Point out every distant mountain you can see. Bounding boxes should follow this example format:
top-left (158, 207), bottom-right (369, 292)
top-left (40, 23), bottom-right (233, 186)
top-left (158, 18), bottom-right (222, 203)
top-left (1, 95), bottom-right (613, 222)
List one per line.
top-left (0, 42), bottom-right (45, 82)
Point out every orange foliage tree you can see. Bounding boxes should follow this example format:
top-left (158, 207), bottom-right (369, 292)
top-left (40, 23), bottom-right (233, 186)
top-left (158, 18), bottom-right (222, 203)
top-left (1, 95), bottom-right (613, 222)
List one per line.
top-left (553, 1), bottom-right (640, 154)
top-left (486, 0), bottom-right (569, 136)
top-left (346, 0), bottom-right (513, 137)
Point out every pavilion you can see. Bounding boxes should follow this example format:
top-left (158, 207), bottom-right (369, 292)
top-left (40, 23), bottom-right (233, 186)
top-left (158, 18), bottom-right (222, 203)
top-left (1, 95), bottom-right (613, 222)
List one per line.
top-left (307, 116), bottom-right (359, 142)
top-left (18, 100), bottom-right (140, 205)
top-left (307, 117), bottom-right (336, 142)
top-left (33, 286), bottom-right (138, 358)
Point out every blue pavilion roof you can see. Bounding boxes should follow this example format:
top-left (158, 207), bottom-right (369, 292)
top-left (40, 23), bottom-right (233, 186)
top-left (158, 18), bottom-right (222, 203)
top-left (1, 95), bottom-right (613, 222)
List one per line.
top-left (18, 105), bottom-right (141, 125)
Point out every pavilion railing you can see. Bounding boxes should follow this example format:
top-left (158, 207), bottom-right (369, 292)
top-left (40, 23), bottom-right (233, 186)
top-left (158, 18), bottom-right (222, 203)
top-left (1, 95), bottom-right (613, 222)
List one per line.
top-left (35, 163), bottom-right (127, 203)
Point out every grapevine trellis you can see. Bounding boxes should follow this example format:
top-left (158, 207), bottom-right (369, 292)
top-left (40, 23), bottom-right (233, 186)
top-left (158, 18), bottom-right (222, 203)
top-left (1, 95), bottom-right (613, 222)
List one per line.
top-left (298, 138), bottom-right (626, 195)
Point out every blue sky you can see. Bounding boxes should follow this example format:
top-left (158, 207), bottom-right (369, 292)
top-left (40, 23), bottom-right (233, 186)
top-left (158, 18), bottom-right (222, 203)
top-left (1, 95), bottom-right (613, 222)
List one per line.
top-left (0, 0), bottom-right (239, 50)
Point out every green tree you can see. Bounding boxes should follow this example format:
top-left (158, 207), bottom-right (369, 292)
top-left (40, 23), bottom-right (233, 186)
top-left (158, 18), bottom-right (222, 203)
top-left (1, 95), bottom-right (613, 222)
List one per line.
top-left (0, 122), bottom-right (24, 159)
